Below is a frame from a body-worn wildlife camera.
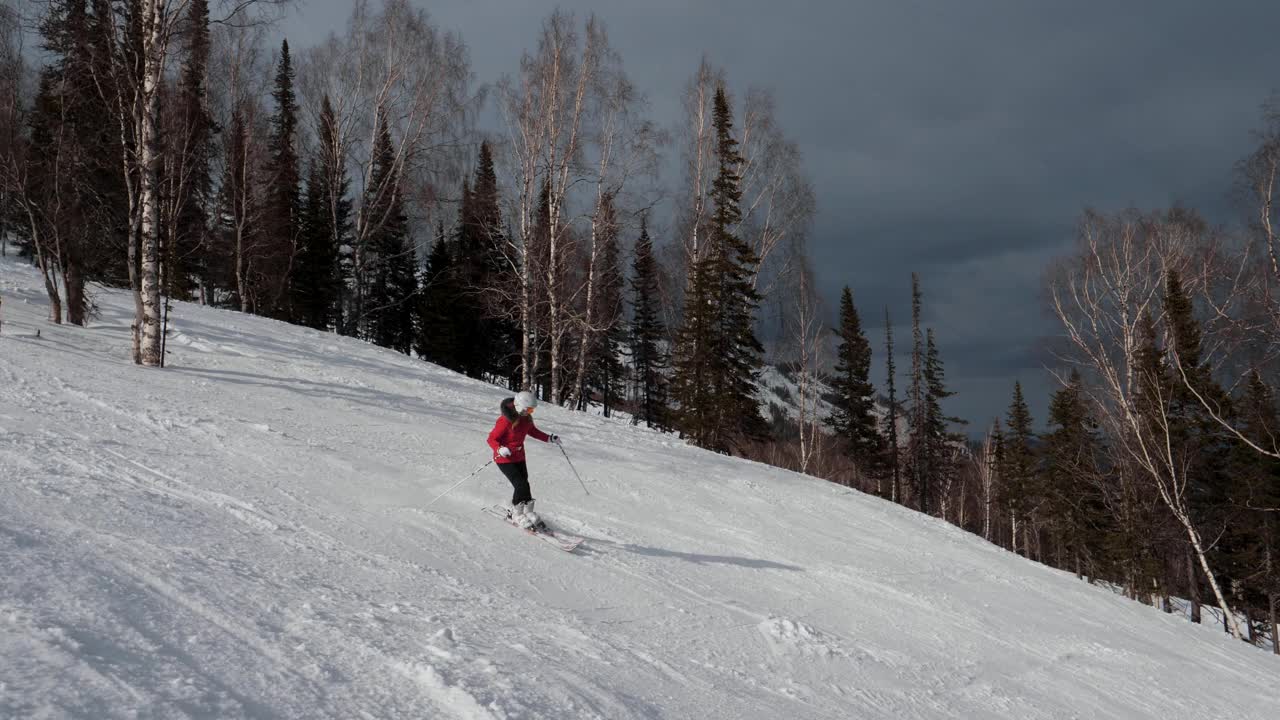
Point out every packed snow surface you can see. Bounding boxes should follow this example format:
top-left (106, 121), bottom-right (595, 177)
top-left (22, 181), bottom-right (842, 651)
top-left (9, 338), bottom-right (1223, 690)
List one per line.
top-left (1, 257), bottom-right (1277, 719)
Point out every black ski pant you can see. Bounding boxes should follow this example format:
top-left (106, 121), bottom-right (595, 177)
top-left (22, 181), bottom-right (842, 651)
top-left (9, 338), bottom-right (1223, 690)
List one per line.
top-left (498, 461), bottom-right (533, 506)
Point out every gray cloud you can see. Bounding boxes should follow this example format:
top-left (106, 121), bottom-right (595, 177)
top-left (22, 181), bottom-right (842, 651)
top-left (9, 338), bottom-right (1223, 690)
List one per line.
top-left (283, 0), bottom-right (1280, 431)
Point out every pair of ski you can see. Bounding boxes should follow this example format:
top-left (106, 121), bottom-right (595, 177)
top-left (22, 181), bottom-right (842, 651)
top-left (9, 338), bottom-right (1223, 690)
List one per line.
top-left (481, 505), bottom-right (584, 553)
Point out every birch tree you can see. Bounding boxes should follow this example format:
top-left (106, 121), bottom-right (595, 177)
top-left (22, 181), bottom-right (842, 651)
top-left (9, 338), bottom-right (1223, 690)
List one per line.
top-left (673, 57), bottom-right (722, 270)
top-left (82, 0), bottom-right (289, 364)
top-left (672, 60), bottom-right (815, 308)
top-left (565, 38), bottom-right (661, 409)
top-left (791, 263), bottom-right (825, 475)
top-left (496, 10), bottom-right (606, 399)
top-left (1048, 208), bottom-right (1245, 638)
top-left (158, 0), bottom-right (214, 306)
top-left (1239, 102), bottom-right (1280, 356)
top-left (12, 0), bottom-right (111, 328)
top-left (735, 86), bottom-right (815, 300)
top-left (136, 0), bottom-right (189, 365)
top-left (16, 70), bottom-right (74, 323)
top-left (979, 421), bottom-right (1000, 542)
top-left (208, 16), bottom-right (270, 312)
top-left (1161, 109), bottom-right (1280, 462)
top-left (299, 0), bottom-right (472, 337)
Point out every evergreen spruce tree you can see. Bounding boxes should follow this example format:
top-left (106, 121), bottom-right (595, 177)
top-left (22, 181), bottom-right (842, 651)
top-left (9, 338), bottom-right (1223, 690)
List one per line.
top-left (628, 215), bottom-right (669, 429)
top-left (883, 306), bottom-right (901, 503)
top-left (1163, 270), bottom-right (1238, 607)
top-left (989, 418), bottom-right (1007, 544)
top-left (826, 286), bottom-right (880, 471)
top-left (529, 182), bottom-right (553, 397)
top-left (670, 246), bottom-right (714, 444)
top-left (1042, 369), bottom-right (1105, 577)
top-left (907, 275), bottom-right (960, 513)
top-left (469, 141), bottom-right (519, 382)
top-left (25, 70), bottom-right (68, 286)
top-left (295, 158), bottom-right (342, 330)
top-left (364, 114), bottom-right (416, 353)
top-left (415, 222), bottom-right (459, 368)
top-left (671, 84), bottom-right (767, 452)
top-left (1165, 269), bottom-right (1222, 429)
top-left (215, 106), bottom-right (261, 312)
top-left (267, 39), bottom-right (301, 320)
top-left (1132, 311), bottom-right (1168, 428)
top-left (922, 328), bottom-right (964, 515)
top-left (315, 95), bottom-right (353, 333)
top-left (296, 158), bottom-right (323, 322)
top-left (709, 86), bottom-right (768, 445)
top-left (907, 273), bottom-right (927, 510)
top-left (450, 177), bottom-right (482, 375)
top-left (583, 195), bottom-right (626, 416)
top-left (1001, 381), bottom-right (1037, 555)
top-left (452, 159), bottom-right (514, 382)
top-left (169, 0), bottom-right (215, 301)
top-left (1225, 372), bottom-right (1280, 648)
top-left (1126, 311), bottom-right (1176, 598)
top-left (1165, 269), bottom-right (1232, 476)
top-left (29, 0), bottom-right (99, 323)
top-left (86, 0), bottom-right (130, 286)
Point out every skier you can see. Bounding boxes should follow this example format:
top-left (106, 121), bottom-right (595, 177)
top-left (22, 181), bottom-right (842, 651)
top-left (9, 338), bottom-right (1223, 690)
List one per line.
top-left (487, 390), bottom-right (560, 530)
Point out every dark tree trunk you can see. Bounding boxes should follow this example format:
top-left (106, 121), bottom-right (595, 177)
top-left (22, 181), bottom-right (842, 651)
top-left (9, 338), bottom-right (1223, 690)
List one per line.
top-left (64, 257), bottom-right (85, 326)
top-left (1270, 592), bottom-right (1278, 655)
top-left (1187, 548), bottom-right (1201, 624)
top-left (35, 242), bottom-right (62, 324)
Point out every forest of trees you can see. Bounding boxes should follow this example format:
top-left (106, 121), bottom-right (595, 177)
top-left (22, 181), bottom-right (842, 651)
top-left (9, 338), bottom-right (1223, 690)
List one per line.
top-left (1, 0), bottom-right (1276, 657)
top-left (0, 0), bottom-right (817, 447)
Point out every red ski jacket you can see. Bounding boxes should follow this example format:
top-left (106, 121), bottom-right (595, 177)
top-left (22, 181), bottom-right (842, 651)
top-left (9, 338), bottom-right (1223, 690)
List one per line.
top-left (487, 398), bottom-right (550, 464)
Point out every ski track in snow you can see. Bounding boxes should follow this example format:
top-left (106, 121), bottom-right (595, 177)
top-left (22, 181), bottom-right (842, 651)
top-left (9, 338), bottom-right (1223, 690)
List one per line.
top-left (1, 258), bottom-right (1278, 719)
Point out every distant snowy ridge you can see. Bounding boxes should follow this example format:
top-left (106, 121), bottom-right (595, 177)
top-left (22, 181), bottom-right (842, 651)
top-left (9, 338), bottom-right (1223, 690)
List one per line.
top-left (755, 363), bottom-right (910, 443)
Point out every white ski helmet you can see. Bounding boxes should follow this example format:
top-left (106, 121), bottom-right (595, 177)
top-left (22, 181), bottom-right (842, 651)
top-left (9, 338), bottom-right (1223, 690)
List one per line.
top-left (514, 390), bottom-right (538, 413)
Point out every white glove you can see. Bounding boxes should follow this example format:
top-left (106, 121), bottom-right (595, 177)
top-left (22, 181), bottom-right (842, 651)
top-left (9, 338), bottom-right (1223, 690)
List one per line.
top-left (498, 446), bottom-right (512, 458)
top-left (549, 434), bottom-right (561, 445)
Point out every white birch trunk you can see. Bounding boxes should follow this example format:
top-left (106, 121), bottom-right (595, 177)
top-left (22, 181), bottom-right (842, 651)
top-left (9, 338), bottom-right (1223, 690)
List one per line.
top-left (521, 250), bottom-right (534, 390)
top-left (31, 225), bottom-right (62, 323)
top-left (980, 426), bottom-right (996, 542)
top-left (793, 270), bottom-right (821, 476)
top-left (568, 212), bottom-right (601, 409)
top-left (1049, 210), bottom-right (1244, 639)
top-left (138, 0), bottom-right (166, 367)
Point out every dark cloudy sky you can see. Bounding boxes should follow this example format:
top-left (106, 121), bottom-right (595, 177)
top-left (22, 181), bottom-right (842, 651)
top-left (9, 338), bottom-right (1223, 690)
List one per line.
top-left (283, 0), bottom-right (1280, 433)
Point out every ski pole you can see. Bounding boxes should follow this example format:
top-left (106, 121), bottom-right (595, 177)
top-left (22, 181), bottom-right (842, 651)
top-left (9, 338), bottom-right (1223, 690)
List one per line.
top-left (424, 458), bottom-right (494, 509)
top-left (558, 444), bottom-right (590, 496)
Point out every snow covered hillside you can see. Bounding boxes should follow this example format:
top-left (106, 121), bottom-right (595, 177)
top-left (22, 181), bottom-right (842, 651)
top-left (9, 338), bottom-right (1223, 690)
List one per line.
top-left (754, 364), bottom-right (908, 445)
top-left (755, 363), bottom-right (837, 425)
top-left (2, 257), bottom-right (1277, 719)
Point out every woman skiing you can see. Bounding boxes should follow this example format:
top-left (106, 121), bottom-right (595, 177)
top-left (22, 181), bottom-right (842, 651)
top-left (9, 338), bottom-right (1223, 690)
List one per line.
top-left (487, 390), bottom-right (560, 530)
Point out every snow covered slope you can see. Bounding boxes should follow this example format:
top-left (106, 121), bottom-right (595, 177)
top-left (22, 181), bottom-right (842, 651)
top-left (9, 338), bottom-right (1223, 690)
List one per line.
top-left (1, 257), bottom-right (1276, 719)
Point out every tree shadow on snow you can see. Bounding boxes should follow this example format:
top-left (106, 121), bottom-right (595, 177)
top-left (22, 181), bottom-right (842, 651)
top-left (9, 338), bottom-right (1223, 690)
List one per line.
top-left (170, 366), bottom-right (484, 428)
top-left (581, 536), bottom-right (803, 571)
